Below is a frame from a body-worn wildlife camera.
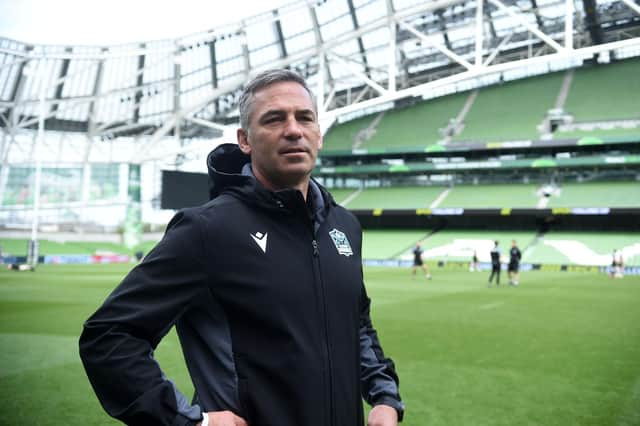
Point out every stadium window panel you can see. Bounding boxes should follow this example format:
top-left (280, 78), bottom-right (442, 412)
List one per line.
top-left (280, 8), bottom-right (313, 37)
top-left (21, 57), bottom-right (61, 117)
top-left (61, 56), bottom-right (96, 98)
top-left (353, 0), bottom-right (386, 26)
top-left (57, 100), bottom-right (90, 121)
top-left (94, 93), bottom-right (124, 124)
top-left (143, 52), bottom-right (174, 84)
top-left (282, 32), bottom-right (316, 55)
top-left (100, 56), bottom-right (139, 95)
top-left (3, 167), bottom-right (34, 206)
top-left (216, 55), bottom-right (245, 82)
top-left (447, 26), bottom-right (473, 45)
top-left (40, 167), bottom-right (83, 204)
top-left (249, 44), bottom-right (282, 68)
top-left (327, 41), bottom-right (369, 84)
top-left (320, 14), bottom-right (355, 41)
top-left (361, 27), bottom-right (390, 50)
top-left (215, 39), bottom-right (244, 77)
top-left (99, 56), bottom-right (139, 122)
top-left (0, 51), bottom-right (24, 101)
top-left (90, 164), bottom-right (119, 201)
top-left (316, 0), bottom-right (350, 22)
top-left (392, 0), bottom-right (424, 11)
top-left (246, 21), bottom-right (278, 50)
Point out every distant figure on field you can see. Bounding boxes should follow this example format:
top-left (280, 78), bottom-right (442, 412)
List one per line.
top-left (610, 249), bottom-right (624, 278)
top-left (7, 263), bottom-right (34, 272)
top-left (488, 240), bottom-right (501, 287)
top-left (508, 240), bottom-right (522, 286)
top-left (469, 250), bottom-right (479, 272)
top-left (412, 243), bottom-right (432, 280)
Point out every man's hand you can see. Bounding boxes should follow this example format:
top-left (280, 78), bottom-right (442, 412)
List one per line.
top-left (198, 411), bottom-right (248, 426)
top-left (368, 404), bottom-right (398, 426)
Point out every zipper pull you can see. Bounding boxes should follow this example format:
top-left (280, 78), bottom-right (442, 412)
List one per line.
top-left (312, 240), bottom-right (319, 257)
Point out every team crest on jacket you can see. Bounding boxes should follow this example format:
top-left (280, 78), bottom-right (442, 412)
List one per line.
top-left (329, 228), bottom-right (353, 257)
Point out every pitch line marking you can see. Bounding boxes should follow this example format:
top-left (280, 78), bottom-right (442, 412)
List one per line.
top-left (479, 301), bottom-right (504, 310)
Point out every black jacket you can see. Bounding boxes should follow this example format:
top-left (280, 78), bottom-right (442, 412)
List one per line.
top-left (79, 144), bottom-right (403, 426)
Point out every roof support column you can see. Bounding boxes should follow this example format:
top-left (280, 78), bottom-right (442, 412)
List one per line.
top-left (133, 44), bottom-right (146, 124)
top-left (475, 0), bottom-right (484, 66)
top-left (346, 0), bottom-right (371, 77)
top-left (565, 0), bottom-right (574, 50)
top-left (51, 47), bottom-right (71, 114)
top-left (208, 40), bottom-right (219, 114)
top-left (274, 9), bottom-right (288, 59)
top-left (386, 0), bottom-right (397, 92)
top-left (309, 3), bottom-right (333, 89)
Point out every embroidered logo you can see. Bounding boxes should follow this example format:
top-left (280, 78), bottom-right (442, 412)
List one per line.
top-left (250, 232), bottom-right (268, 253)
top-left (329, 228), bottom-right (353, 257)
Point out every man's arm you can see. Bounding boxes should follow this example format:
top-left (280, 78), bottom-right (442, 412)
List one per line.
top-left (359, 283), bottom-right (404, 424)
top-left (79, 210), bottom-right (209, 425)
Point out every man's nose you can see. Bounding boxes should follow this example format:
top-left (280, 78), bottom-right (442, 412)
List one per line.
top-left (283, 117), bottom-right (303, 139)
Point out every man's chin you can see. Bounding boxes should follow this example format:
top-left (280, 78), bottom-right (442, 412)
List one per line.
top-left (275, 166), bottom-right (313, 185)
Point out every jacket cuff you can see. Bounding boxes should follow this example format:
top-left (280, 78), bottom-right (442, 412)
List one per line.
top-left (172, 413), bottom-right (202, 426)
top-left (372, 396), bottom-right (405, 422)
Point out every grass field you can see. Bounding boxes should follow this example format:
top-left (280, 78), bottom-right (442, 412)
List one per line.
top-left (1, 264), bottom-right (639, 425)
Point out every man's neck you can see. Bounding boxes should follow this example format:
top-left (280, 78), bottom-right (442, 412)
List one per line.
top-left (252, 168), bottom-right (310, 201)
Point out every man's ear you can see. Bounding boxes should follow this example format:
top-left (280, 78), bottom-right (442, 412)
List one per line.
top-left (237, 128), bottom-right (251, 154)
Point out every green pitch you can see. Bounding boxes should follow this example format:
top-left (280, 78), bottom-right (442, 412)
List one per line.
top-left (1, 264), bottom-right (639, 425)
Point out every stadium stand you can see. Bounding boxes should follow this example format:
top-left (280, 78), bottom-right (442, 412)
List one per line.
top-left (524, 232), bottom-right (640, 266)
top-left (562, 57), bottom-right (640, 122)
top-left (545, 182), bottom-right (640, 208)
top-left (363, 93), bottom-right (468, 150)
top-left (361, 229), bottom-right (431, 259)
top-left (454, 72), bottom-right (565, 142)
top-left (0, 238), bottom-right (156, 257)
top-left (553, 57), bottom-right (640, 140)
top-left (361, 229), bottom-right (640, 267)
top-left (326, 188), bottom-right (360, 205)
top-left (322, 115), bottom-right (378, 151)
top-left (341, 186), bottom-right (445, 209)
top-left (437, 184), bottom-right (540, 208)
top-left (402, 230), bottom-right (536, 263)
top-left (332, 182), bottom-right (640, 211)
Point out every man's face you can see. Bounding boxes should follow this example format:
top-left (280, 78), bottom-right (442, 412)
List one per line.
top-left (237, 81), bottom-right (322, 192)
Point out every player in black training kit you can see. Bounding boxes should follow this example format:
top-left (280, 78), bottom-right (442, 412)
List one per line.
top-left (508, 240), bottom-right (522, 286)
top-left (488, 240), bottom-right (501, 287)
top-left (412, 243), bottom-right (432, 280)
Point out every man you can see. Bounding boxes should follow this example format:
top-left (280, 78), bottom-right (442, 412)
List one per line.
top-left (469, 250), bottom-right (479, 272)
top-left (488, 240), bottom-right (501, 287)
top-left (611, 249), bottom-right (624, 278)
top-left (79, 69), bottom-right (403, 426)
top-left (411, 242), bottom-right (431, 280)
top-left (508, 240), bottom-right (522, 286)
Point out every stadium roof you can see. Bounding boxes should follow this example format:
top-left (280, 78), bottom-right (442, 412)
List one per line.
top-left (1, 0), bottom-right (639, 165)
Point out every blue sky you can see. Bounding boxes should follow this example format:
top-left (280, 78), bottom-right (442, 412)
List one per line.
top-left (0, 0), bottom-right (291, 45)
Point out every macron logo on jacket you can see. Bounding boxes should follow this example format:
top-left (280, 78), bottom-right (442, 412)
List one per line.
top-left (251, 231), bottom-right (268, 253)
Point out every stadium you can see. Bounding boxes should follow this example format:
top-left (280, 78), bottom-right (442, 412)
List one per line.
top-left (1, 0), bottom-right (639, 424)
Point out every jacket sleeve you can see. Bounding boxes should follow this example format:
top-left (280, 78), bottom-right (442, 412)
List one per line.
top-left (359, 282), bottom-right (405, 421)
top-left (79, 210), bottom-right (209, 426)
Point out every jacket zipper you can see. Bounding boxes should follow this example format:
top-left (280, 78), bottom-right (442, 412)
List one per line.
top-left (311, 236), bottom-right (335, 426)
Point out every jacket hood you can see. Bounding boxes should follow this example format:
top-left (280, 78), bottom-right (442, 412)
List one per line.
top-left (206, 143), bottom-right (253, 200)
top-left (205, 143), bottom-right (335, 218)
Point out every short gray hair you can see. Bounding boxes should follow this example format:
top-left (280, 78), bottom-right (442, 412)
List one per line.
top-left (238, 69), bottom-right (316, 130)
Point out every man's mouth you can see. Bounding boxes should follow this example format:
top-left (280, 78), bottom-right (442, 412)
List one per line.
top-left (280, 147), bottom-right (308, 155)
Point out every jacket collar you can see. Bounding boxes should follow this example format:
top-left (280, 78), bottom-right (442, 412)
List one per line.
top-left (206, 143), bottom-right (333, 220)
